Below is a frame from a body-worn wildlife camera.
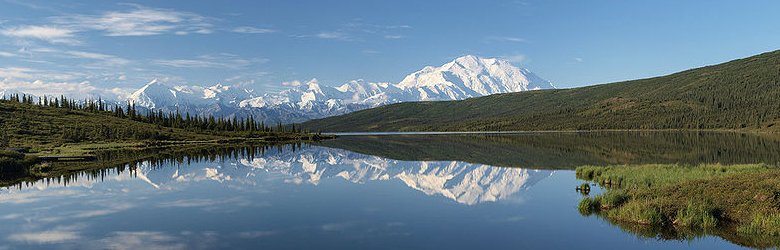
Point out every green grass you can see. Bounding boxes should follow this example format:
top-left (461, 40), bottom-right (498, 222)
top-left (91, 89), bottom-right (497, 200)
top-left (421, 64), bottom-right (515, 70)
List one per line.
top-left (575, 164), bottom-right (780, 247)
top-left (575, 164), bottom-right (769, 189)
top-left (303, 49), bottom-right (780, 132)
top-left (0, 100), bottom-right (330, 155)
top-left (674, 201), bottom-right (719, 229)
top-left (738, 213), bottom-right (780, 237)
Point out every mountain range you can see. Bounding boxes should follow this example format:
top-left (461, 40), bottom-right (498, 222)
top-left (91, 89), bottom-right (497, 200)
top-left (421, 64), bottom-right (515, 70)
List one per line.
top-left (127, 55), bottom-right (553, 123)
top-left (302, 50), bottom-right (780, 132)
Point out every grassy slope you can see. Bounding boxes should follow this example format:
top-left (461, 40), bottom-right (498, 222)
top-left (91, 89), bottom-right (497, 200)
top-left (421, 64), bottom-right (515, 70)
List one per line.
top-left (0, 100), bottom-right (323, 153)
top-left (0, 100), bottom-right (215, 149)
top-left (303, 50), bottom-right (780, 132)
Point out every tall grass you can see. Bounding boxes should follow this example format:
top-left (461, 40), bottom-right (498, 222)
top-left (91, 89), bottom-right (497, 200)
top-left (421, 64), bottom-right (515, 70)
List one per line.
top-left (576, 164), bottom-right (770, 189)
top-left (674, 201), bottom-right (718, 229)
top-left (738, 213), bottom-right (780, 236)
top-left (575, 163), bottom-right (780, 246)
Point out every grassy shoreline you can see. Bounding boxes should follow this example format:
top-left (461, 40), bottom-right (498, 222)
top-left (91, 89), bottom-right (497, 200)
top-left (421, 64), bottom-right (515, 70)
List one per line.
top-left (575, 164), bottom-right (780, 248)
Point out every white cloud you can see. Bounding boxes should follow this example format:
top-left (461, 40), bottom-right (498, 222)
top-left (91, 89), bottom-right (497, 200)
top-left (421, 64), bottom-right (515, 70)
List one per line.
top-left (6, 224), bottom-right (85, 244)
top-left (0, 25), bottom-right (78, 44)
top-left (281, 80), bottom-right (304, 87)
top-left (17, 47), bottom-right (131, 67)
top-left (7, 230), bottom-right (80, 244)
top-left (232, 26), bottom-right (275, 34)
top-left (485, 36), bottom-right (527, 43)
top-left (51, 4), bottom-right (213, 36)
top-left (0, 78), bottom-right (132, 100)
top-left (315, 32), bottom-right (351, 41)
top-left (0, 67), bottom-right (35, 79)
top-left (64, 50), bottom-right (130, 66)
top-left (574, 57), bottom-right (584, 62)
top-left (0, 51), bottom-right (16, 57)
top-left (154, 54), bottom-right (263, 69)
top-left (237, 231), bottom-right (277, 238)
top-left (384, 35), bottom-right (403, 39)
top-left (501, 54), bottom-right (527, 63)
top-left (95, 231), bottom-right (186, 250)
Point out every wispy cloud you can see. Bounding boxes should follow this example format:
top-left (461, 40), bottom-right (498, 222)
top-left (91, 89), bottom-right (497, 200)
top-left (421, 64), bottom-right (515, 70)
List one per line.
top-left (7, 224), bottom-right (85, 244)
top-left (297, 21), bottom-right (411, 42)
top-left (0, 79), bottom-right (132, 99)
top-left (15, 47), bottom-right (131, 67)
top-left (501, 54), bottom-right (527, 63)
top-left (485, 36), bottom-right (527, 43)
top-left (315, 31), bottom-right (352, 41)
top-left (0, 67), bottom-right (132, 98)
top-left (7, 230), bottom-right (80, 244)
top-left (64, 50), bottom-right (130, 66)
top-left (51, 4), bottom-right (214, 37)
top-left (237, 231), bottom-right (277, 239)
top-left (154, 54), bottom-right (265, 69)
top-left (96, 231), bottom-right (187, 250)
top-left (0, 51), bottom-right (16, 57)
top-left (574, 57), bottom-right (584, 62)
top-left (232, 26), bottom-right (275, 34)
top-left (361, 49), bottom-right (381, 55)
top-left (0, 25), bottom-right (78, 44)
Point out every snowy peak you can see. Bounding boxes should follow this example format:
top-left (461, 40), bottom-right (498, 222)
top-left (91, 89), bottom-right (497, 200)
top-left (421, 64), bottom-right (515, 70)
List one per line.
top-left (127, 55), bottom-right (552, 123)
top-left (129, 80), bottom-right (254, 111)
top-left (128, 79), bottom-right (174, 109)
top-left (397, 55), bottom-right (554, 100)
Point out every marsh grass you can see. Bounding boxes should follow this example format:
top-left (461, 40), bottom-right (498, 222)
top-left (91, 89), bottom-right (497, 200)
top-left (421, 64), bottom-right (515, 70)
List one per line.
top-left (575, 164), bottom-right (780, 247)
top-left (578, 197), bottom-right (598, 215)
top-left (674, 201), bottom-right (719, 229)
top-left (738, 213), bottom-right (780, 236)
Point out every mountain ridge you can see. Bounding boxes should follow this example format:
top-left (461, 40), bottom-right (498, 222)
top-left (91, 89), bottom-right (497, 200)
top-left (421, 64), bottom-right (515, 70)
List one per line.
top-left (127, 55), bottom-right (553, 123)
top-left (301, 50), bottom-right (780, 132)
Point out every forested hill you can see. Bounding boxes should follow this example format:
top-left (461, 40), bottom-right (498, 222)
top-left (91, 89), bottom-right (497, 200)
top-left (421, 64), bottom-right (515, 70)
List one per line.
top-left (302, 50), bottom-right (780, 132)
top-left (0, 96), bottom-right (318, 151)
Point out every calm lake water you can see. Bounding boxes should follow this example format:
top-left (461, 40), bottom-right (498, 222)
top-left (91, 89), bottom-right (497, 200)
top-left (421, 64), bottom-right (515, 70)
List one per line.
top-left (1, 132), bottom-right (778, 249)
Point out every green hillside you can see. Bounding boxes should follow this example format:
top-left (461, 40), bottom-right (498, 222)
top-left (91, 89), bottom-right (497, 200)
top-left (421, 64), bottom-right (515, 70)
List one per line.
top-left (303, 50), bottom-right (780, 132)
top-left (0, 98), bottom-right (330, 178)
top-left (0, 99), bottom-right (329, 164)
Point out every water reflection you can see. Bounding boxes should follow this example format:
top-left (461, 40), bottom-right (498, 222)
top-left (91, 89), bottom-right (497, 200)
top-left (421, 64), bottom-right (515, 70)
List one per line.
top-left (1, 132), bottom-right (774, 249)
top-left (27, 145), bottom-right (551, 206)
top-left (235, 147), bottom-right (552, 205)
top-left (319, 131), bottom-right (780, 168)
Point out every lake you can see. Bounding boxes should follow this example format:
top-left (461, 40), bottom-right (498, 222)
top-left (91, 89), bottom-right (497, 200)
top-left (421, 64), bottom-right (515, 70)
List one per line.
top-left (1, 131), bottom-right (778, 249)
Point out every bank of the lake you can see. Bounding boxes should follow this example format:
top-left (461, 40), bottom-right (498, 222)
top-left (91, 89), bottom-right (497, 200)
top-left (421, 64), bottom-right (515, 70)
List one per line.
top-left (576, 164), bottom-right (780, 248)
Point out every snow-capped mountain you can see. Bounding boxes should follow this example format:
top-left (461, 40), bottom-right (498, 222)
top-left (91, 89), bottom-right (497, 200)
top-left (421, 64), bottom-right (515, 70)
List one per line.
top-left (395, 55), bottom-right (553, 100)
top-left (128, 55), bottom-right (553, 123)
top-left (128, 79), bottom-right (256, 116)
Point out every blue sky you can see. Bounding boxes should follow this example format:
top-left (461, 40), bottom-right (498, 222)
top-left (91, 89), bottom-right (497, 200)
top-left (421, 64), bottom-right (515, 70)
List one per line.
top-left (1, 0), bottom-right (780, 98)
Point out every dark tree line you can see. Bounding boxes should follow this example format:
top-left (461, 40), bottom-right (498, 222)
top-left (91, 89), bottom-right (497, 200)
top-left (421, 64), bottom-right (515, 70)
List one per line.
top-left (1, 93), bottom-right (302, 134)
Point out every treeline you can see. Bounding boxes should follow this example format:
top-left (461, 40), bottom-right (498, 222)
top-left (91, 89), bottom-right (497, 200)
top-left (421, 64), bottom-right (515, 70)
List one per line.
top-left (2, 93), bottom-right (302, 134)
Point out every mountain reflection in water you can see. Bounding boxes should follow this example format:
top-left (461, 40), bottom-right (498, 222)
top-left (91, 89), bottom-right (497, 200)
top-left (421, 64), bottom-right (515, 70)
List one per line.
top-left (1, 132), bottom-right (775, 249)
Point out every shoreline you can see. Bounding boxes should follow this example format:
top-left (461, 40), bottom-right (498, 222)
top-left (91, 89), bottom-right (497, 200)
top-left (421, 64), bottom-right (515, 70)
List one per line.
top-left (326, 129), bottom-right (776, 136)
